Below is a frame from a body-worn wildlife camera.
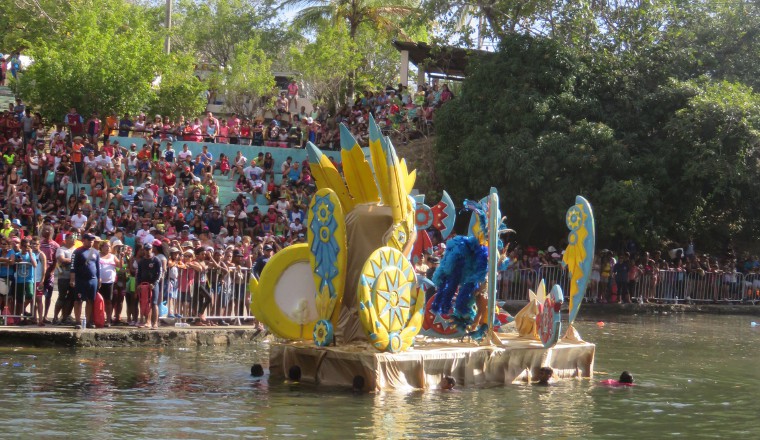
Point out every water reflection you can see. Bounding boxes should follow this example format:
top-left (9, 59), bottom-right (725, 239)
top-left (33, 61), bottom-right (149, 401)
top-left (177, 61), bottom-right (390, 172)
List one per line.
top-left (0, 315), bottom-right (758, 438)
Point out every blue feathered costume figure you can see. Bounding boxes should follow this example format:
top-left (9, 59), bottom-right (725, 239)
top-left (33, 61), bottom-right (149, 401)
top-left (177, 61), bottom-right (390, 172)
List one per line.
top-left (430, 200), bottom-right (490, 326)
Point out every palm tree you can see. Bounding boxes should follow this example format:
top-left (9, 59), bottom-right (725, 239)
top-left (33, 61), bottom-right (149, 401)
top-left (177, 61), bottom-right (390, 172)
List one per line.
top-left (282, 0), bottom-right (420, 101)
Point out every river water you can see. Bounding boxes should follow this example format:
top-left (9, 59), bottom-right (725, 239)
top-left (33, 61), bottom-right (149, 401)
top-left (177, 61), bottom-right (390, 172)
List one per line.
top-left (0, 314), bottom-right (756, 439)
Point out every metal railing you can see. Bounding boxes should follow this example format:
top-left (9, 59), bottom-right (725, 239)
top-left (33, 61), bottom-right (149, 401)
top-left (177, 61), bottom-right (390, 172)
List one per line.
top-left (0, 262), bottom-right (257, 326)
top-left (497, 266), bottom-right (760, 305)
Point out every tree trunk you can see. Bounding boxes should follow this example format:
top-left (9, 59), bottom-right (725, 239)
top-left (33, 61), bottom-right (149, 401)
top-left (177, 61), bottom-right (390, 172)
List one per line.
top-left (347, 19), bottom-right (359, 105)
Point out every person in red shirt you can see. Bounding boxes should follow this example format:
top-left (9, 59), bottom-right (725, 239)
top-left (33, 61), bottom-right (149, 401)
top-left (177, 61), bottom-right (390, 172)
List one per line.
top-left (65, 108), bottom-right (84, 137)
top-left (163, 168), bottom-right (177, 189)
top-left (240, 119), bottom-right (251, 146)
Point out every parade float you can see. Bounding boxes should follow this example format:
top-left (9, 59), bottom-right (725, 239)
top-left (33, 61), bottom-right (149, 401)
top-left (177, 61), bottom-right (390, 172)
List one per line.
top-left (250, 116), bottom-right (596, 391)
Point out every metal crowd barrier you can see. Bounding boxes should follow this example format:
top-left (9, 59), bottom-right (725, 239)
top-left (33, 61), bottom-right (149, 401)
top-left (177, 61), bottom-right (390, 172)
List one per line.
top-left (0, 261), bottom-right (40, 326)
top-left (498, 268), bottom-right (536, 301)
top-left (496, 266), bottom-right (759, 305)
top-left (172, 266), bottom-right (252, 325)
top-left (583, 269), bottom-right (752, 304)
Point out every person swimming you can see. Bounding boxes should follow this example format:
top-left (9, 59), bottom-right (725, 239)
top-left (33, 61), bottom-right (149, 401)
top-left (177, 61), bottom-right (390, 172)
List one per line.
top-left (535, 367), bottom-right (554, 386)
top-left (600, 371), bottom-right (635, 387)
top-left (439, 376), bottom-right (456, 390)
top-left (251, 364), bottom-right (265, 377)
top-left (352, 375), bottom-right (365, 393)
top-left (288, 365), bottom-right (302, 382)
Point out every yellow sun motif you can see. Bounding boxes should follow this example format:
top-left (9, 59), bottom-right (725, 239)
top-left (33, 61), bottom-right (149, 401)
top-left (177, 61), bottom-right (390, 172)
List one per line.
top-left (358, 247), bottom-right (423, 352)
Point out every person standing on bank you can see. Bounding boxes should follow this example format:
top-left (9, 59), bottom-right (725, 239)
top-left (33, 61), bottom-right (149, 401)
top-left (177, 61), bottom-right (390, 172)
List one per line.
top-left (136, 242), bottom-right (163, 329)
top-left (71, 233), bottom-right (100, 329)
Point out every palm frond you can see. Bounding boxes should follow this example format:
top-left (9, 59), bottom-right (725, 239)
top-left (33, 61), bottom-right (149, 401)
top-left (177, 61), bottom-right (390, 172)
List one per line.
top-left (290, 5), bottom-right (334, 31)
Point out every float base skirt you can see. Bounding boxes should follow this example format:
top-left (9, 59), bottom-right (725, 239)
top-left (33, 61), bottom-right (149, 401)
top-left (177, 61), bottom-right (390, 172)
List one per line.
top-left (269, 333), bottom-right (595, 391)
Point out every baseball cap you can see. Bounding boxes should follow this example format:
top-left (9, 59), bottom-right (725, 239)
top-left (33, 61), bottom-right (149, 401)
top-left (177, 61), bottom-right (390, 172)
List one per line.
top-left (263, 245), bottom-right (273, 251)
top-left (143, 243), bottom-right (153, 250)
top-left (82, 233), bottom-right (96, 240)
top-left (153, 239), bottom-right (163, 247)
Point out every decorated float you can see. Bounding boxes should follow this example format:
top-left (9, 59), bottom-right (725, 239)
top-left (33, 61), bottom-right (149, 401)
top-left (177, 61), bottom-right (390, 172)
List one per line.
top-left (251, 115), bottom-right (596, 391)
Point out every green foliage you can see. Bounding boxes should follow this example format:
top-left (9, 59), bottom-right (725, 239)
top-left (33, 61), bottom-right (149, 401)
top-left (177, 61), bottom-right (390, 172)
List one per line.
top-left (173, 0), bottom-right (284, 67)
top-left (149, 54), bottom-right (208, 120)
top-left (289, 24), bottom-right (362, 111)
top-left (17, 2), bottom-right (165, 121)
top-left (435, 34), bottom-right (760, 250)
top-left (284, 0), bottom-right (421, 99)
top-left (217, 37), bottom-right (276, 118)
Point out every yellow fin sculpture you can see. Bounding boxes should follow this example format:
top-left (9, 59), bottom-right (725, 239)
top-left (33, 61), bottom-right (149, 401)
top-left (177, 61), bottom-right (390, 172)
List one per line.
top-left (307, 143), bottom-right (354, 212)
top-left (340, 125), bottom-right (379, 204)
top-left (514, 281), bottom-right (546, 339)
top-left (307, 188), bottom-right (348, 346)
top-left (367, 116), bottom-right (417, 254)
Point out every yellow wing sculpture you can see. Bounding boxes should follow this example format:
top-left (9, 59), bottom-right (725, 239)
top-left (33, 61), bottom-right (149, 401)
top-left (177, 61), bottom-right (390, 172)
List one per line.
top-left (561, 196), bottom-right (595, 341)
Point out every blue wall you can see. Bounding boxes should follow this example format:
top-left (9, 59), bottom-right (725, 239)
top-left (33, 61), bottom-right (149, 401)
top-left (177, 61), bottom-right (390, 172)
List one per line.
top-left (110, 137), bottom-right (347, 166)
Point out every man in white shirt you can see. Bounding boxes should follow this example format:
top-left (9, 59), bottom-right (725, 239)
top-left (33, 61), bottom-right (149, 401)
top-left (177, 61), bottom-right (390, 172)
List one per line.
top-left (8, 134), bottom-right (22, 149)
top-left (96, 150), bottom-right (112, 169)
top-left (230, 151), bottom-right (247, 180)
top-left (243, 160), bottom-right (263, 181)
top-left (70, 208), bottom-right (88, 229)
top-left (135, 222), bottom-right (151, 244)
top-left (177, 144), bottom-right (193, 163)
top-left (289, 218), bottom-right (305, 237)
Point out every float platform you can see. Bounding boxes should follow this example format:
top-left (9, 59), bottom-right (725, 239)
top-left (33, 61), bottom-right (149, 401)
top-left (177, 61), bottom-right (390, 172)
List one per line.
top-left (269, 334), bottom-right (595, 391)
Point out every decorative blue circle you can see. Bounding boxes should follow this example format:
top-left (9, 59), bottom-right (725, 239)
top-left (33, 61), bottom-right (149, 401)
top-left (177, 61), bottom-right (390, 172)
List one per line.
top-left (387, 331), bottom-right (402, 353)
top-left (313, 319), bottom-right (334, 347)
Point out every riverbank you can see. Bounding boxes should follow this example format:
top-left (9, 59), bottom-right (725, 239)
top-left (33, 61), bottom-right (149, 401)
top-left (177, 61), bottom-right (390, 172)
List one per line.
top-left (0, 325), bottom-right (267, 348)
top-left (1, 302), bottom-right (758, 348)
top-left (502, 301), bottom-right (760, 317)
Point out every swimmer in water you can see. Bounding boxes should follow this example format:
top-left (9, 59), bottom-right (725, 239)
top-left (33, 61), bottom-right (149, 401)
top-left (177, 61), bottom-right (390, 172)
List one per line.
top-left (440, 376), bottom-right (456, 390)
top-left (535, 367), bottom-right (554, 386)
top-left (352, 375), bottom-right (365, 393)
top-left (286, 365), bottom-right (302, 383)
top-left (251, 364), bottom-right (264, 377)
top-left (600, 371), bottom-right (635, 387)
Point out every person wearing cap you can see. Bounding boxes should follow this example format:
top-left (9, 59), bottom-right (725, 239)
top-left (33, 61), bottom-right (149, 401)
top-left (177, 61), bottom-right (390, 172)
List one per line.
top-left (52, 232), bottom-right (77, 325)
top-left (135, 242), bottom-right (164, 329)
top-left (0, 219), bottom-right (12, 238)
top-left (70, 233), bottom-right (100, 329)
top-left (253, 244), bottom-right (274, 279)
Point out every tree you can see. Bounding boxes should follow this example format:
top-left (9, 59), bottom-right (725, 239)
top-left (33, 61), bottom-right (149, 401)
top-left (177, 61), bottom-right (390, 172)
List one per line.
top-left (216, 37), bottom-right (276, 118)
top-left (173, 0), bottom-right (285, 68)
top-left (434, 32), bottom-right (760, 250)
top-left (16, 2), bottom-right (166, 121)
top-left (148, 54), bottom-right (209, 120)
top-left (289, 23), bottom-right (362, 112)
top-left (283, 0), bottom-right (420, 99)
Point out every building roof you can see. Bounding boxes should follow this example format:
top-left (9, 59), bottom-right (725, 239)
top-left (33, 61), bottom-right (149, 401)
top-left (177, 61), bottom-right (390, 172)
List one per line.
top-left (392, 41), bottom-right (492, 80)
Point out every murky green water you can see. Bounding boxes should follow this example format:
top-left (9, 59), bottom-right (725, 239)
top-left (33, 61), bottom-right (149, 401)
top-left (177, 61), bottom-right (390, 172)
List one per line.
top-left (0, 314), bottom-right (756, 439)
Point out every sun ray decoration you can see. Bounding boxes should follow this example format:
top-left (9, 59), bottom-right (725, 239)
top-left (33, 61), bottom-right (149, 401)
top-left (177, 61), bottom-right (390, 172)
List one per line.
top-left (357, 247), bottom-right (425, 352)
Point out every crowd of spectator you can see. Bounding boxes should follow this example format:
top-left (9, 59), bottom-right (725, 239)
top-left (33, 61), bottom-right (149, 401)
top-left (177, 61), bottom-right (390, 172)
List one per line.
top-left (490, 241), bottom-right (760, 305)
top-left (0, 98), bottom-right (330, 328)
